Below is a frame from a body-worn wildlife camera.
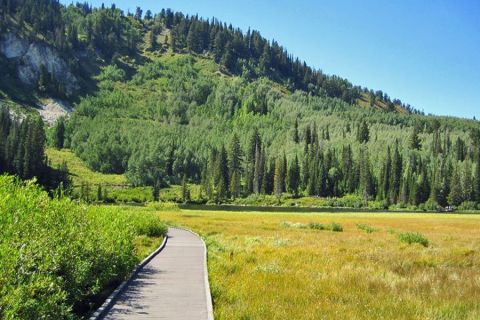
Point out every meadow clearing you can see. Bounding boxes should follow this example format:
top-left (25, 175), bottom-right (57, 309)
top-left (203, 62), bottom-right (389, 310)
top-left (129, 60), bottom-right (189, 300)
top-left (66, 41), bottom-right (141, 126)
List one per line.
top-left (156, 209), bottom-right (480, 320)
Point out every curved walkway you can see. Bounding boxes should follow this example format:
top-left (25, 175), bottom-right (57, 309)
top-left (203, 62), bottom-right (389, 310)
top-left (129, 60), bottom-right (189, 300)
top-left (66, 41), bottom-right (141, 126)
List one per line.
top-left (101, 227), bottom-right (213, 320)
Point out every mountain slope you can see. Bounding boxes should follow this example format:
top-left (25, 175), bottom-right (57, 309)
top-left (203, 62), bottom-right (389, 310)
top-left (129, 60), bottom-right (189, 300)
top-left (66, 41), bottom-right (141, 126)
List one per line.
top-left (1, 1), bottom-right (480, 210)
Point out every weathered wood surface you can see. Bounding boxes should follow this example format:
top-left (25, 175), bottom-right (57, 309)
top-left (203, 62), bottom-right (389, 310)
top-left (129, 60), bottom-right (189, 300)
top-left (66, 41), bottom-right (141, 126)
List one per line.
top-left (101, 227), bottom-right (213, 320)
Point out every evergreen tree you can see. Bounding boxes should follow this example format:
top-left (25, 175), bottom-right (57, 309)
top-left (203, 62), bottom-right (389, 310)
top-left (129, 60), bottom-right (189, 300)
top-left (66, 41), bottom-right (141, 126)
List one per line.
top-left (357, 120), bottom-right (369, 143)
top-left (182, 174), bottom-right (190, 203)
top-left (214, 145), bottom-right (229, 201)
top-left (253, 143), bottom-right (261, 194)
top-left (274, 157), bottom-right (283, 200)
top-left (52, 117), bottom-right (65, 149)
top-left (390, 141), bottom-right (402, 203)
top-left (409, 125), bottom-right (421, 150)
top-left (97, 184), bottom-right (103, 201)
top-left (152, 179), bottom-right (160, 201)
top-left (229, 133), bottom-right (242, 199)
top-left (474, 157), bottom-right (480, 202)
top-left (293, 118), bottom-right (299, 143)
top-left (380, 147), bottom-right (392, 201)
top-left (287, 154), bottom-right (300, 197)
top-left (448, 166), bottom-right (463, 206)
top-left (462, 160), bottom-right (473, 202)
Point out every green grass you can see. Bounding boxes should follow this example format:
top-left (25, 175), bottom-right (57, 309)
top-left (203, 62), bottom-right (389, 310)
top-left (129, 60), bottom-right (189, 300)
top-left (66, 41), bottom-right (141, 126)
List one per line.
top-left (46, 148), bottom-right (127, 186)
top-left (157, 209), bottom-right (480, 319)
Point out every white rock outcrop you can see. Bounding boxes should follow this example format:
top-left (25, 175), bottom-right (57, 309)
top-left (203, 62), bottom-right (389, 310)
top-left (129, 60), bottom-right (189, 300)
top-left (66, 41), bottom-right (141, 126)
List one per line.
top-left (0, 32), bottom-right (79, 96)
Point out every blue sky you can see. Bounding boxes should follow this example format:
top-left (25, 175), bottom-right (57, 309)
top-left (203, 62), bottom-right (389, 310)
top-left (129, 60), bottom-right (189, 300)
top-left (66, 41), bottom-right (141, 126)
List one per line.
top-left (61, 0), bottom-right (480, 119)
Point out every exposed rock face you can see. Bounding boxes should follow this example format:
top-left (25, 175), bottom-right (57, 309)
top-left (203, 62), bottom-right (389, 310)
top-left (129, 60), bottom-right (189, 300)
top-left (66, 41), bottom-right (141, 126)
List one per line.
top-left (0, 32), bottom-right (79, 96)
top-left (37, 99), bottom-right (72, 126)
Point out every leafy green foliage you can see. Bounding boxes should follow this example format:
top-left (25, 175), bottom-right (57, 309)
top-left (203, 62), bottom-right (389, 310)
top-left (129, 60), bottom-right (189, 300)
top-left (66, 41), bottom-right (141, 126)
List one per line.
top-left (357, 224), bottom-right (379, 233)
top-left (0, 175), bottom-right (166, 319)
top-left (398, 232), bottom-right (429, 247)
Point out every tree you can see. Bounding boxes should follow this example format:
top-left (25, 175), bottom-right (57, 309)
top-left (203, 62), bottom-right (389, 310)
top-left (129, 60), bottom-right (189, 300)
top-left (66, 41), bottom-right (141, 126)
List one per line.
top-left (287, 155), bottom-right (300, 197)
top-left (357, 120), bottom-right (369, 143)
top-left (293, 118), bottom-right (299, 143)
top-left (152, 179), bottom-right (160, 201)
top-left (144, 10), bottom-right (152, 21)
top-left (409, 125), bottom-right (421, 150)
top-left (359, 147), bottom-right (374, 202)
top-left (253, 143), bottom-right (261, 194)
top-left (148, 31), bottom-right (156, 51)
top-left (380, 147), bottom-right (392, 201)
top-left (214, 145), bottom-right (229, 201)
top-left (448, 165), bottom-right (463, 206)
top-left (390, 141), bottom-right (402, 203)
top-left (52, 117), bottom-right (65, 149)
top-left (474, 157), bottom-right (480, 202)
top-left (135, 6), bottom-right (143, 20)
top-left (229, 133), bottom-right (242, 199)
top-left (181, 174), bottom-right (190, 203)
top-left (97, 184), bottom-right (103, 202)
top-left (274, 157), bottom-right (283, 201)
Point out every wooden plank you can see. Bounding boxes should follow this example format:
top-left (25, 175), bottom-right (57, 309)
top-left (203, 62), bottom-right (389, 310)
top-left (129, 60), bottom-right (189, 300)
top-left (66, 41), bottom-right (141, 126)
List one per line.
top-left (101, 228), bottom-right (213, 320)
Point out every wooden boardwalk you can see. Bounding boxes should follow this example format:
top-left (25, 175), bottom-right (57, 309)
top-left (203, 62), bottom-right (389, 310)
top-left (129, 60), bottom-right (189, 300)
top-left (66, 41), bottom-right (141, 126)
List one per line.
top-left (100, 228), bottom-right (213, 320)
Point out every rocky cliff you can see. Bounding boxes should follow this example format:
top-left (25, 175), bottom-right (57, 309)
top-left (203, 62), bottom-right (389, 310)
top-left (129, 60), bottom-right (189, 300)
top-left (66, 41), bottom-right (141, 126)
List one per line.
top-left (0, 32), bottom-right (79, 96)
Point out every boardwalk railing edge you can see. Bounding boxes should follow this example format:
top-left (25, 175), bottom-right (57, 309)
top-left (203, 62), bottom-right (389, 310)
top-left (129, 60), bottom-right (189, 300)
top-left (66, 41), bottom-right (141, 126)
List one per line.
top-left (172, 227), bottom-right (215, 320)
top-left (89, 235), bottom-right (169, 320)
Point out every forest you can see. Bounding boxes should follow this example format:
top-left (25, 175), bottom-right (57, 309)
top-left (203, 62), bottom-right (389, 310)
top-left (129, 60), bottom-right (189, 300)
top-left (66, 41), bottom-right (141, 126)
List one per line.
top-left (1, 1), bottom-right (480, 210)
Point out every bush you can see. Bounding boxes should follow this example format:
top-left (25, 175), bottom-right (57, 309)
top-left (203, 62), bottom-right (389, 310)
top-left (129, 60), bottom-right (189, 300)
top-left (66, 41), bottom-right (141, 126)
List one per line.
top-left (330, 223), bottom-right (344, 232)
top-left (308, 222), bottom-right (327, 230)
top-left (146, 201), bottom-right (181, 211)
top-left (357, 224), bottom-right (378, 233)
top-left (0, 176), bottom-right (165, 319)
top-left (419, 199), bottom-right (440, 211)
top-left (127, 211), bottom-right (168, 237)
top-left (398, 232), bottom-right (429, 247)
top-left (457, 201), bottom-right (478, 211)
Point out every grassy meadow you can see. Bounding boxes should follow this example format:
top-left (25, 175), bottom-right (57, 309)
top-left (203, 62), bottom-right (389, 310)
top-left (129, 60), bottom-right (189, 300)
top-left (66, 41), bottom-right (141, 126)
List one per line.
top-left (154, 209), bottom-right (480, 320)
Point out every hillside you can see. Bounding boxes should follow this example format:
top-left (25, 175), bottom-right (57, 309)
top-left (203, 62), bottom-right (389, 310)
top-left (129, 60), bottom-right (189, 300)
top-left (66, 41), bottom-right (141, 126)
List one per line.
top-left (1, 1), bottom-right (480, 210)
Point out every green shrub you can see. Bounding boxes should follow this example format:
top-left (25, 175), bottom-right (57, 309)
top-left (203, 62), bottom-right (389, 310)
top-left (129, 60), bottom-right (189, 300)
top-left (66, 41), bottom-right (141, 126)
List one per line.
top-left (398, 232), bottom-right (429, 247)
top-left (457, 201), bottom-right (478, 211)
top-left (308, 222), bottom-right (327, 230)
top-left (0, 176), bottom-right (165, 319)
top-left (330, 223), bottom-right (344, 232)
top-left (127, 211), bottom-right (168, 237)
top-left (281, 221), bottom-right (308, 229)
top-left (146, 201), bottom-right (181, 211)
top-left (357, 224), bottom-right (378, 233)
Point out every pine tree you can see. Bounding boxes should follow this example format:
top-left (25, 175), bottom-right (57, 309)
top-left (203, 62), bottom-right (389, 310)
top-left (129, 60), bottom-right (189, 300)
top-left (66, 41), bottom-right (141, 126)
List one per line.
top-left (52, 117), bottom-right (65, 149)
top-left (274, 157), bottom-right (283, 200)
top-left (357, 120), bottom-right (369, 143)
top-left (229, 133), bottom-right (242, 199)
top-left (448, 166), bottom-right (463, 206)
top-left (152, 179), bottom-right (160, 202)
top-left (253, 143), bottom-right (261, 194)
top-left (462, 160), bottom-right (473, 202)
top-left (287, 154), bottom-right (300, 197)
top-left (409, 125), bottom-right (421, 150)
top-left (148, 31), bottom-right (156, 51)
top-left (390, 141), bottom-right (402, 203)
top-left (380, 147), bottom-right (392, 201)
top-left (97, 184), bottom-right (103, 202)
top-left (474, 157), bottom-right (480, 203)
top-left (293, 118), bottom-right (299, 143)
top-left (455, 137), bottom-right (466, 161)
top-left (214, 145), bottom-right (229, 201)
top-left (359, 147), bottom-right (374, 201)
top-left (182, 174), bottom-right (190, 203)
